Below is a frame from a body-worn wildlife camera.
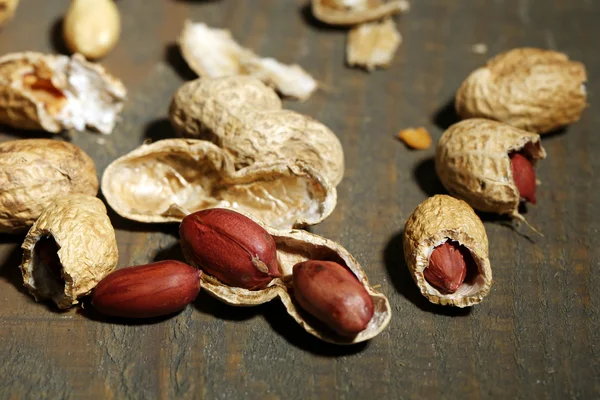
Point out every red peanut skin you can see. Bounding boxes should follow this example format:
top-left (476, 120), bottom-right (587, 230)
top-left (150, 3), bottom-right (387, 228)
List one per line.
top-left (510, 153), bottom-right (537, 204)
top-left (91, 260), bottom-right (201, 318)
top-left (179, 208), bottom-right (281, 290)
top-left (424, 241), bottom-right (468, 294)
top-left (292, 260), bottom-right (374, 337)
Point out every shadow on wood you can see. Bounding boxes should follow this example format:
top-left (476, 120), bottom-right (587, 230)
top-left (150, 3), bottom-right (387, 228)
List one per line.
top-left (0, 243), bottom-right (29, 296)
top-left (165, 42), bottom-right (198, 81)
top-left (299, 3), bottom-right (350, 32)
top-left (383, 230), bottom-right (471, 316)
top-left (413, 157), bottom-right (446, 197)
top-left (432, 97), bottom-right (459, 130)
top-left (144, 118), bottom-right (177, 143)
top-left (49, 17), bottom-right (70, 55)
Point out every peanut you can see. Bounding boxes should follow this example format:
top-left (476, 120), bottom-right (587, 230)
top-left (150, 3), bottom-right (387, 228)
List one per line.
top-left (92, 261), bottom-right (201, 318)
top-left (63, 0), bottom-right (121, 60)
top-left (292, 260), bottom-right (374, 337)
top-left (510, 153), bottom-right (536, 204)
top-left (179, 208), bottom-right (281, 290)
top-left (397, 127), bottom-right (432, 150)
top-left (424, 241), bottom-right (472, 294)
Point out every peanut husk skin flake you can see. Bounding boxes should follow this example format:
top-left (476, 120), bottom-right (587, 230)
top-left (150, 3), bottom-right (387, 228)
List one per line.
top-left (20, 194), bottom-right (118, 309)
top-left (346, 18), bottom-right (402, 71)
top-left (435, 118), bottom-right (546, 218)
top-left (403, 195), bottom-right (492, 307)
top-left (455, 48), bottom-right (587, 134)
top-left (189, 208), bottom-right (391, 345)
top-left (101, 139), bottom-right (336, 229)
top-left (0, 139), bottom-right (98, 233)
top-left (312, 0), bottom-right (410, 26)
top-left (169, 76), bottom-right (344, 187)
top-left (0, 52), bottom-right (126, 134)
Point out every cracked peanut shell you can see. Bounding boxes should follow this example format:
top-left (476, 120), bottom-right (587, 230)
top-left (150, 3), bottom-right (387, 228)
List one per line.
top-left (20, 194), bottom-right (118, 309)
top-left (101, 139), bottom-right (336, 229)
top-left (403, 195), bottom-right (492, 307)
top-left (191, 208), bottom-right (391, 344)
top-left (0, 52), bottom-right (126, 134)
top-left (435, 119), bottom-right (546, 218)
top-left (312, 0), bottom-right (410, 26)
top-left (169, 76), bottom-right (344, 187)
top-left (455, 48), bottom-right (587, 134)
top-left (0, 139), bottom-right (98, 233)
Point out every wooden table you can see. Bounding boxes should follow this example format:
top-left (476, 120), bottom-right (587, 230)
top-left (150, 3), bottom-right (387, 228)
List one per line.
top-left (1, 0), bottom-right (598, 398)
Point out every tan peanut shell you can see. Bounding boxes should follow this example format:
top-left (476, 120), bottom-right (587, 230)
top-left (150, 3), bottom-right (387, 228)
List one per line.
top-left (312, 0), bottom-right (410, 26)
top-left (0, 0), bottom-right (19, 25)
top-left (196, 208), bottom-right (391, 344)
top-left (435, 119), bottom-right (546, 218)
top-left (0, 139), bottom-right (98, 233)
top-left (101, 139), bottom-right (336, 229)
top-left (455, 48), bottom-right (587, 134)
top-left (0, 52), bottom-right (126, 134)
top-left (403, 195), bottom-right (492, 307)
top-left (169, 76), bottom-right (344, 187)
top-left (179, 21), bottom-right (317, 100)
top-left (346, 18), bottom-right (402, 71)
top-left (20, 194), bottom-right (118, 309)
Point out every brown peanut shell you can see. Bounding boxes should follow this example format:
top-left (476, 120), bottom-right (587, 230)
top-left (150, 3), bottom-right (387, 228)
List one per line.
top-left (455, 48), bottom-right (587, 134)
top-left (21, 194), bottom-right (118, 309)
top-left (0, 139), bottom-right (98, 233)
top-left (0, 52), bottom-right (126, 134)
top-left (435, 118), bottom-right (546, 218)
top-left (101, 139), bottom-right (336, 229)
top-left (169, 76), bottom-right (344, 187)
top-left (403, 195), bottom-right (492, 307)
top-left (312, 0), bottom-right (410, 26)
top-left (195, 208), bottom-right (391, 344)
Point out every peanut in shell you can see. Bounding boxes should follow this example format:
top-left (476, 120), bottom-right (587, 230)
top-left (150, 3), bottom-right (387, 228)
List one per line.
top-left (403, 195), bottom-right (492, 307)
top-left (435, 118), bottom-right (546, 219)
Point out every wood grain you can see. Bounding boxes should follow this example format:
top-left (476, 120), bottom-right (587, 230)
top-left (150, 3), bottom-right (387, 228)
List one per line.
top-left (1, 0), bottom-right (599, 398)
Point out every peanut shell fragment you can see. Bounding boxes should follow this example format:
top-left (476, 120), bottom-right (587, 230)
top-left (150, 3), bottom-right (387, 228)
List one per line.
top-left (20, 194), bottom-right (118, 309)
top-left (0, 139), bottom-right (98, 233)
top-left (435, 119), bottom-right (546, 218)
top-left (347, 18), bottom-right (402, 71)
top-left (189, 208), bottom-right (391, 344)
top-left (169, 76), bottom-right (344, 187)
top-left (312, 0), bottom-right (410, 26)
top-left (455, 48), bottom-right (587, 134)
top-left (101, 139), bottom-right (336, 229)
top-left (179, 21), bottom-right (317, 100)
top-left (0, 0), bottom-right (19, 26)
top-left (0, 52), bottom-right (126, 134)
top-left (403, 195), bottom-right (492, 307)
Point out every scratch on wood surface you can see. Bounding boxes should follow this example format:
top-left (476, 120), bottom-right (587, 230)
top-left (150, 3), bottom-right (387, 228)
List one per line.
top-left (518, 0), bottom-right (530, 24)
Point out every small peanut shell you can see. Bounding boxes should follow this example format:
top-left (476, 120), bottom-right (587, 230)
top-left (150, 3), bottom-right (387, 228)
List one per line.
top-left (0, 0), bottom-right (19, 26)
top-left (435, 119), bottom-right (546, 218)
top-left (191, 208), bottom-right (391, 344)
top-left (0, 52), bottom-right (126, 134)
top-left (403, 195), bottom-right (492, 307)
top-left (0, 139), bottom-right (98, 233)
top-left (312, 0), bottom-right (410, 26)
top-left (169, 76), bottom-right (344, 187)
top-left (20, 194), bottom-right (118, 309)
top-left (101, 139), bottom-right (336, 229)
top-left (455, 48), bottom-right (587, 134)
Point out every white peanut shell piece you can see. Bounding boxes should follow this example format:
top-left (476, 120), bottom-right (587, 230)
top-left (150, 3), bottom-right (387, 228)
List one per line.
top-left (101, 139), bottom-right (336, 229)
top-left (169, 76), bottom-right (344, 187)
top-left (403, 195), bottom-right (492, 307)
top-left (20, 194), bottom-right (118, 309)
top-left (435, 118), bottom-right (546, 218)
top-left (455, 47), bottom-right (587, 134)
top-left (312, 0), bottom-right (410, 26)
top-left (197, 208), bottom-right (391, 344)
top-left (0, 52), bottom-right (126, 134)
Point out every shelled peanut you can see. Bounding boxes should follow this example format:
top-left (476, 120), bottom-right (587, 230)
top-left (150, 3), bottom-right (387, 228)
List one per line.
top-left (179, 208), bottom-right (390, 344)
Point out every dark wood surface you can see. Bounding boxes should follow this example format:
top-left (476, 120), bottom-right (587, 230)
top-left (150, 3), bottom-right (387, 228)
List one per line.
top-left (1, 0), bottom-right (598, 398)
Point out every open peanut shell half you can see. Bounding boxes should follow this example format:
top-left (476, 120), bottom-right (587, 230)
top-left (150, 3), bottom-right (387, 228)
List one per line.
top-left (193, 208), bottom-right (391, 344)
top-left (20, 194), bottom-right (118, 309)
top-left (0, 52), bottom-right (126, 134)
top-left (403, 195), bottom-right (492, 307)
top-left (312, 0), bottom-right (410, 26)
top-left (435, 118), bottom-right (546, 219)
top-left (101, 139), bottom-right (336, 229)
